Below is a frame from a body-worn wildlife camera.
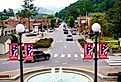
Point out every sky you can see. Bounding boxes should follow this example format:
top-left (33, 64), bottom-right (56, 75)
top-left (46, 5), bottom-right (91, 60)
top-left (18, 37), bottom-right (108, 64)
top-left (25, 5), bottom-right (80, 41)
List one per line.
top-left (0, 0), bottom-right (78, 11)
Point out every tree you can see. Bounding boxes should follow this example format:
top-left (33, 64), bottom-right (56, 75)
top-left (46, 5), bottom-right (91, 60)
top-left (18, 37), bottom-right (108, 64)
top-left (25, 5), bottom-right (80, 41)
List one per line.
top-left (47, 14), bottom-right (56, 29)
top-left (107, 0), bottom-right (121, 38)
top-left (90, 12), bottom-right (108, 36)
top-left (7, 8), bottom-right (14, 16)
top-left (16, 0), bottom-right (38, 31)
top-left (67, 7), bottom-right (80, 20)
top-left (79, 0), bottom-right (93, 15)
top-left (55, 12), bottom-right (59, 17)
top-left (67, 16), bottom-right (75, 28)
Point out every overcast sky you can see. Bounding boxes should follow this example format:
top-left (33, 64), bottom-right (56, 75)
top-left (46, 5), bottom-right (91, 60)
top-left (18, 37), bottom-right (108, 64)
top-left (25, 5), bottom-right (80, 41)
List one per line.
top-left (0, 0), bottom-right (78, 11)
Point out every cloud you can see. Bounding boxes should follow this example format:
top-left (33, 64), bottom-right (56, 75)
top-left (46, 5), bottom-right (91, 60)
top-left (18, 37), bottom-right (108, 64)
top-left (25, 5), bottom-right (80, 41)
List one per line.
top-left (0, 0), bottom-right (78, 11)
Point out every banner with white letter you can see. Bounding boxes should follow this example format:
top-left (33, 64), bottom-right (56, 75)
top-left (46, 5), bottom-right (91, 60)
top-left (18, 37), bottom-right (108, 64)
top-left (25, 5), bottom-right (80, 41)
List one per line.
top-left (99, 42), bottom-right (108, 59)
top-left (24, 43), bottom-right (33, 61)
top-left (84, 42), bottom-right (94, 60)
top-left (9, 43), bottom-right (18, 60)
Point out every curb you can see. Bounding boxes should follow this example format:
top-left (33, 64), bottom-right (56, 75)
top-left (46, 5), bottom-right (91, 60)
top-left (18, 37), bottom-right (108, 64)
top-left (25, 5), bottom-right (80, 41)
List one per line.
top-left (0, 67), bottom-right (117, 81)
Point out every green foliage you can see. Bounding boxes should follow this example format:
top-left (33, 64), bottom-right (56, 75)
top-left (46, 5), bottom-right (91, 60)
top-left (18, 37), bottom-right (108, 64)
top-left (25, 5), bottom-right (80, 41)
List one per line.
top-left (101, 37), bottom-right (116, 41)
top-left (107, 0), bottom-right (121, 37)
top-left (90, 12), bottom-right (108, 36)
top-left (47, 14), bottom-right (56, 29)
top-left (9, 34), bottom-right (18, 43)
top-left (16, 0), bottom-right (38, 19)
top-left (78, 38), bottom-right (85, 48)
top-left (58, 0), bottom-right (115, 20)
top-left (0, 8), bottom-right (14, 20)
top-left (67, 16), bottom-right (75, 28)
top-left (33, 38), bottom-right (53, 48)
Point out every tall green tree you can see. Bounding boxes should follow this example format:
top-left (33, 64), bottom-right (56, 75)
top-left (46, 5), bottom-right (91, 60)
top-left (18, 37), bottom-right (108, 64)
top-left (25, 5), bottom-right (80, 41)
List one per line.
top-left (67, 7), bottom-right (80, 20)
top-left (90, 12), bottom-right (108, 36)
top-left (67, 16), bottom-right (75, 28)
top-left (16, 0), bottom-right (38, 31)
top-left (47, 14), bottom-right (56, 29)
top-left (79, 0), bottom-right (93, 15)
top-left (107, 0), bottom-right (121, 38)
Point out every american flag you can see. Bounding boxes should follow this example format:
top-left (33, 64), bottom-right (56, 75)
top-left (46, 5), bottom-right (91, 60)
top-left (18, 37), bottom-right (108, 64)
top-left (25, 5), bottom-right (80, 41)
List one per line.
top-left (12, 45), bottom-right (18, 56)
top-left (27, 44), bottom-right (33, 56)
top-left (87, 44), bottom-right (93, 55)
top-left (101, 44), bottom-right (108, 55)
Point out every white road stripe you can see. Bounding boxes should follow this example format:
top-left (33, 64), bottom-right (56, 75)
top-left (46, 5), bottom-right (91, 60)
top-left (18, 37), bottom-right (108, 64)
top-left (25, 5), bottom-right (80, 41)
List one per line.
top-left (74, 54), bottom-right (78, 58)
top-left (68, 54), bottom-right (71, 58)
top-left (54, 54), bottom-right (58, 57)
top-left (64, 46), bottom-right (67, 49)
top-left (81, 54), bottom-right (84, 58)
top-left (61, 54), bottom-right (65, 57)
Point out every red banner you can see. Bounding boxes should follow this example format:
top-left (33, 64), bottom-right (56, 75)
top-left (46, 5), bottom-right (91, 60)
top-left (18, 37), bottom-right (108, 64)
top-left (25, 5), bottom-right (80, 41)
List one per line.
top-left (9, 43), bottom-right (18, 60)
top-left (24, 43), bottom-right (33, 61)
top-left (84, 42), bottom-right (94, 60)
top-left (99, 42), bottom-right (108, 59)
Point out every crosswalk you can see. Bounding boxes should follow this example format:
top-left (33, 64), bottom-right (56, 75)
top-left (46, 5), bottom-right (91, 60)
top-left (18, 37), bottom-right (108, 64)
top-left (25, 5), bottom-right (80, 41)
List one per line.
top-left (51, 53), bottom-right (83, 59)
top-left (105, 56), bottom-right (121, 66)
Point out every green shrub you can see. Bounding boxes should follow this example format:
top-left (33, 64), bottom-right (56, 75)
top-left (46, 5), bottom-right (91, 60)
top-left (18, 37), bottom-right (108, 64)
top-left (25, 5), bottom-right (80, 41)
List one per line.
top-left (9, 34), bottom-right (18, 43)
top-left (78, 39), bottom-right (85, 47)
top-left (33, 38), bottom-right (53, 48)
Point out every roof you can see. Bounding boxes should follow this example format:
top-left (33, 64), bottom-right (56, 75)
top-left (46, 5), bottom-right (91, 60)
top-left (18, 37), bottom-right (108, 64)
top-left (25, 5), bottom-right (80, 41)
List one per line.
top-left (4, 26), bottom-right (15, 31)
top-left (0, 36), bottom-right (10, 43)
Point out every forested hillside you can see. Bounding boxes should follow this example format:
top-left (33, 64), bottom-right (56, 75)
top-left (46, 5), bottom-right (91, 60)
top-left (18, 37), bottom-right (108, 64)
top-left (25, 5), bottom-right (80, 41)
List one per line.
top-left (58, 0), bottom-right (115, 20)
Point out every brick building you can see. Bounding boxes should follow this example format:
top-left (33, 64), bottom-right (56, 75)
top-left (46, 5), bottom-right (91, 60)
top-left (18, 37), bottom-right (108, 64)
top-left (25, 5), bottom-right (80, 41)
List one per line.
top-left (3, 17), bottom-right (51, 31)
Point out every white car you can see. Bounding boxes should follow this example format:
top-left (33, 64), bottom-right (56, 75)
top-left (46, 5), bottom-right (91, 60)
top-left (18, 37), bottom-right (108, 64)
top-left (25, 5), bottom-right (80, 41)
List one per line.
top-left (48, 29), bottom-right (53, 32)
top-left (66, 35), bottom-right (73, 41)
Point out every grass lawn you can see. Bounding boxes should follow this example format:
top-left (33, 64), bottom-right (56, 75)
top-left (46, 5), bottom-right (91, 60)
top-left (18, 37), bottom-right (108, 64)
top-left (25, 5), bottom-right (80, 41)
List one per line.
top-left (101, 37), bottom-right (118, 41)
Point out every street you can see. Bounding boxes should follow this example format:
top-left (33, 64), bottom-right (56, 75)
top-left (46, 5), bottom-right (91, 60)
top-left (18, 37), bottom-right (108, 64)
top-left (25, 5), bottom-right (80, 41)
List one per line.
top-left (0, 24), bottom-right (107, 72)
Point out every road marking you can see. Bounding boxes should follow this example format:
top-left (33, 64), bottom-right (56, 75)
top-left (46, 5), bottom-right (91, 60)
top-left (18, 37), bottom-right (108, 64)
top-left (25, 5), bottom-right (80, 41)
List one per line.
top-left (54, 54), bottom-right (58, 57)
top-left (75, 59), bottom-right (78, 60)
top-left (64, 46), bottom-right (67, 49)
top-left (61, 54), bottom-right (65, 57)
top-left (56, 40), bottom-right (63, 43)
top-left (74, 54), bottom-right (78, 58)
top-left (62, 63), bottom-right (67, 65)
top-left (68, 54), bottom-right (71, 58)
top-left (80, 54), bottom-right (84, 58)
top-left (68, 41), bottom-right (75, 43)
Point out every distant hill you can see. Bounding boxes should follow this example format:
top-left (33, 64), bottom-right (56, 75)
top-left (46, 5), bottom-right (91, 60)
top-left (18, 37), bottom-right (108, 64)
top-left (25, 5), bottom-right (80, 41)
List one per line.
top-left (58, 0), bottom-right (115, 20)
top-left (14, 7), bottom-right (55, 15)
top-left (37, 7), bottom-right (54, 14)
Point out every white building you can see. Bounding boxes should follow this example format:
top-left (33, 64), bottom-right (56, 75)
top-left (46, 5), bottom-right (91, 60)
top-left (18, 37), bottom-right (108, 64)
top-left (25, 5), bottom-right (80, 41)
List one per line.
top-left (0, 36), bottom-right (11, 55)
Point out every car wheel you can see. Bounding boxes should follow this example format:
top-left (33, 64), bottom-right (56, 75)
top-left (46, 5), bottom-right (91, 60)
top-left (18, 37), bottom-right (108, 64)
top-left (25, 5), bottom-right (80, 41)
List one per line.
top-left (45, 56), bottom-right (50, 60)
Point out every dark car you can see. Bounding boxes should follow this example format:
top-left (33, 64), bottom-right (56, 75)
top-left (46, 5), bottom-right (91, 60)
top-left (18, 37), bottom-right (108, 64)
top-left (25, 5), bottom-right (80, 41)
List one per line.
top-left (26, 33), bottom-right (37, 37)
top-left (63, 30), bottom-right (68, 34)
top-left (66, 35), bottom-right (73, 41)
top-left (24, 50), bottom-right (51, 62)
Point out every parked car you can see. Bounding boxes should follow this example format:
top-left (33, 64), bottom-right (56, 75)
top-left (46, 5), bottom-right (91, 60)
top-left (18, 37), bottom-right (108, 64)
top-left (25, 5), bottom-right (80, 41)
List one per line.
top-left (72, 31), bottom-right (76, 35)
top-left (48, 28), bottom-right (53, 32)
top-left (24, 50), bottom-right (51, 62)
top-left (66, 35), bottom-right (73, 41)
top-left (63, 30), bottom-right (68, 34)
top-left (26, 31), bottom-right (38, 37)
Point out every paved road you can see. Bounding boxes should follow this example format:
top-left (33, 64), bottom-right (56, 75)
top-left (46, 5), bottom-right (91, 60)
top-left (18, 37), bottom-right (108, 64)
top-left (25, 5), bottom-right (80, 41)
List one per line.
top-left (0, 24), bottom-right (107, 72)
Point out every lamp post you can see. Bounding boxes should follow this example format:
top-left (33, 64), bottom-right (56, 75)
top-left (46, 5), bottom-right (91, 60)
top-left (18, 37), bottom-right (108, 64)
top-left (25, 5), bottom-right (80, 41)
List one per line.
top-left (91, 23), bottom-right (101, 82)
top-left (16, 23), bottom-right (25, 82)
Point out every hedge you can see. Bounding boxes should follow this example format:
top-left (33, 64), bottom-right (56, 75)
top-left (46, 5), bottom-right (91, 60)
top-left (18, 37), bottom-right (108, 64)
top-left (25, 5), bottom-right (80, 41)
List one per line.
top-left (33, 38), bottom-right (53, 48)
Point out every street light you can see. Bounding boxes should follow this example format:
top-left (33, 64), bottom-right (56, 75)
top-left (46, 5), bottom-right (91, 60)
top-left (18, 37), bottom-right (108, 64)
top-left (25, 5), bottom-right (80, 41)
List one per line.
top-left (91, 23), bottom-right (101, 82)
top-left (16, 23), bottom-right (25, 82)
